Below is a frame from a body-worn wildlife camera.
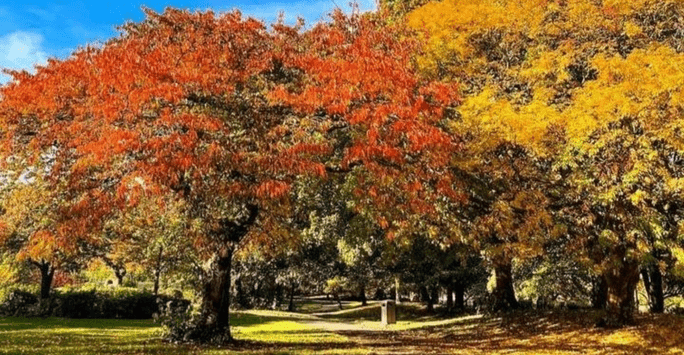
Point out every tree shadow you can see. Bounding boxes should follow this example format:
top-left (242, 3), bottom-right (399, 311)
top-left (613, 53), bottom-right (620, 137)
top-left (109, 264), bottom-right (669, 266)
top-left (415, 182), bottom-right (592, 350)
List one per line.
top-left (186, 338), bottom-right (362, 352)
top-left (330, 310), bottom-right (684, 354)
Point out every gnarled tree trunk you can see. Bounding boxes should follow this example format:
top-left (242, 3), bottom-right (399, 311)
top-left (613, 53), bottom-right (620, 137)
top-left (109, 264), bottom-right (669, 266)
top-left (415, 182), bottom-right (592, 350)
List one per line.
top-left (102, 256), bottom-right (127, 287)
top-left (186, 204), bottom-right (258, 344)
top-left (334, 291), bottom-right (343, 310)
top-left (420, 285), bottom-right (434, 312)
top-left (430, 286), bottom-right (439, 310)
top-left (116, 268), bottom-right (127, 287)
top-left (602, 259), bottom-right (641, 327)
top-left (194, 247), bottom-right (234, 342)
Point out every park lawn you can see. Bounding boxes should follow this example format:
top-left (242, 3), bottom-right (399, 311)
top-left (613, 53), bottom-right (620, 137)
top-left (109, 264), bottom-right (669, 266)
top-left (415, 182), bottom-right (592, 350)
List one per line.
top-left (0, 313), bottom-right (364, 355)
top-left (1, 309), bottom-right (684, 354)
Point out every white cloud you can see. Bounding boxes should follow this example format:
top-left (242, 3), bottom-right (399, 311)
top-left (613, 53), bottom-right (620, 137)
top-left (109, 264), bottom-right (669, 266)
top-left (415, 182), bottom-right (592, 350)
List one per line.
top-left (0, 31), bottom-right (48, 84)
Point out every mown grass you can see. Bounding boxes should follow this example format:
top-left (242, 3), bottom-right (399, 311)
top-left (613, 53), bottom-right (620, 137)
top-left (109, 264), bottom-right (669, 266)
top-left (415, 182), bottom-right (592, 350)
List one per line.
top-left (0, 314), bottom-right (364, 355)
top-left (2, 308), bottom-right (684, 354)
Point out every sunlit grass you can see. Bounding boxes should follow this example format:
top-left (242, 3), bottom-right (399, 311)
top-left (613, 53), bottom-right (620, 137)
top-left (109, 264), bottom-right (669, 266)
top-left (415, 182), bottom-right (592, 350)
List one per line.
top-left (0, 317), bottom-right (169, 355)
top-left (231, 311), bottom-right (348, 344)
top-left (0, 315), bottom-right (363, 355)
top-left (1, 309), bottom-right (684, 354)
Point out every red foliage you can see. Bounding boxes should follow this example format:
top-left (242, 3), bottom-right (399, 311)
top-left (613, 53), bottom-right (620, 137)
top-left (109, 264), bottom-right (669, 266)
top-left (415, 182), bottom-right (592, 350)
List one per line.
top-left (272, 10), bottom-right (462, 234)
top-left (0, 8), bottom-right (462, 256)
top-left (0, 8), bottom-right (331, 249)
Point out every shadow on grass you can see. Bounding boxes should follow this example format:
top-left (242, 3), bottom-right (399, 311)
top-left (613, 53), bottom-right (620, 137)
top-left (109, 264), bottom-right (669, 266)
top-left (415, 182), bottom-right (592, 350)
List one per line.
top-left (176, 338), bottom-right (361, 352)
top-left (331, 310), bottom-right (684, 354)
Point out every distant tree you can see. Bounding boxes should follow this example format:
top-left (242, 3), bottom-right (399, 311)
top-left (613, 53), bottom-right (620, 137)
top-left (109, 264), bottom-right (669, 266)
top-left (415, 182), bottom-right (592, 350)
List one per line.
top-left (0, 176), bottom-right (104, 299)
top-left (101, 195), bottom-right (194, 294)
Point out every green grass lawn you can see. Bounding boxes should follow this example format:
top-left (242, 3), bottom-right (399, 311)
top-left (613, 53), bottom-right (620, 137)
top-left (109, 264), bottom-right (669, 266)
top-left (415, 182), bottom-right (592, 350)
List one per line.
top-left (0, 314), bottom-right (364, 355)
top-left (2, 307), bottom-right (684, 355)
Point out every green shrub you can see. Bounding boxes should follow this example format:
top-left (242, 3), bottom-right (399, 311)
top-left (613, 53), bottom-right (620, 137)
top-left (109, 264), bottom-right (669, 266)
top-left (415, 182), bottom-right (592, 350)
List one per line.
top-left (155, 297), bottom-right (193, 343)
top-left (0, 289), bottom-right (39, 316)
top-left (54, 290), bottom-right (99, 318)
top-left (0, 287), bottom-right (187, 319)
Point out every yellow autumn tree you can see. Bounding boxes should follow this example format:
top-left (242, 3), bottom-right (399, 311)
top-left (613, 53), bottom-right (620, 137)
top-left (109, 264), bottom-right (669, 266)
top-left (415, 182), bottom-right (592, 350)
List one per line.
top-left (0, 174), bottom-right (106, 299)
top-left (406, 0), bottom-right (684, 324)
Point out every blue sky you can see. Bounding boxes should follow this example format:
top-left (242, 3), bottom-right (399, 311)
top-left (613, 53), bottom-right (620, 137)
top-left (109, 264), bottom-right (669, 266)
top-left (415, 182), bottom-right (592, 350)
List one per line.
top-left (0, 0), bottom-right (377, 84)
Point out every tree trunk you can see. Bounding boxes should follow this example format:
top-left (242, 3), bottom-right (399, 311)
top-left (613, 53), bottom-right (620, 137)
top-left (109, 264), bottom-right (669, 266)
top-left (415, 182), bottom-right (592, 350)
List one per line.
top-left (271, 284), bottom-right (283, 310)
top-left (183, 204), bottom-right (258, 344)
top-left (602, 259), bottom-right (641, 327)
top-left (235, 277), bottom-right (250, 309)
top-left (153, 245), bottom-right (163, 295)
top-left (492, 259), bottom-right (518, 311)
top-left (101, 256), bottom-right (127, 287)
top-left (194, 248), bottom-right (233, 342)
top-left (446, 283), bottom-right (454, 311)
top-left (359, 284), bottom-right (367, 306)
top-left (430, 286), bottom-right (439, 310)
top-left (335, 292), bottom-right (343, 310)
top-left (641, 263), bottom-right (664, 313)
top-left (115, 268), bottom-right (126, 287)
top-left (287, 280), bottom-right (296, 312)
top-left (592, 275), bottom-right (608, 310)
top-left (37, 261), bottom-right (54, 300)
top-left (420, 286), bottom-right (434, 312)
top-left (395, 276), bottom-right (401, 304)
top-left (153, 270), bottom-right (161, 295)
top-left (454, 282), bottom-right (465, 310)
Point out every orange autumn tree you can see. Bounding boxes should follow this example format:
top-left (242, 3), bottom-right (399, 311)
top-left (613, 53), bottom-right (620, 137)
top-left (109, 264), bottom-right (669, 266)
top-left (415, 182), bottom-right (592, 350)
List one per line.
top-left (0, 6), bottom-right (460, 341)
top-left (0, 8), bottom-right (331, 343)
top-left (271, 10), bottom-right (461, 244)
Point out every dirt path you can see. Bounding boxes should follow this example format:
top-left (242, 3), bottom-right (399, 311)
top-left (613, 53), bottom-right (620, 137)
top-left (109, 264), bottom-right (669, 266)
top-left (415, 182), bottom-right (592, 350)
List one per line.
top-left (304, 314), bottom-right (484, 332)
top-left (302, 314), bottom-right (493, 354)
